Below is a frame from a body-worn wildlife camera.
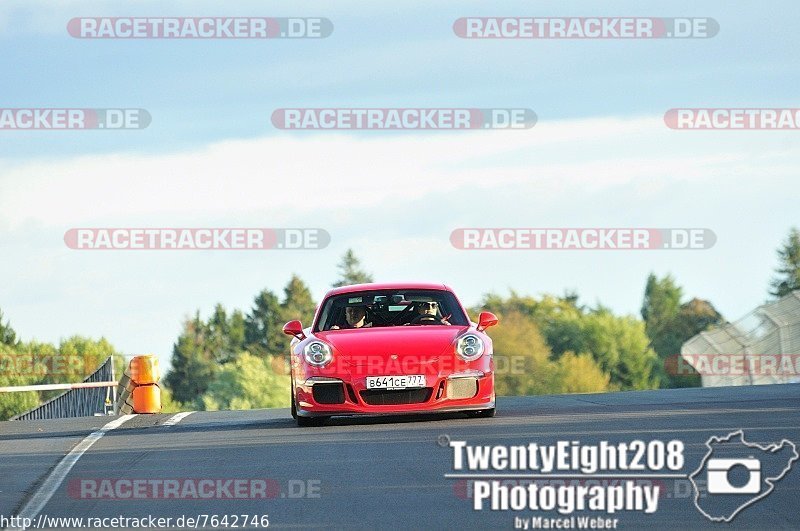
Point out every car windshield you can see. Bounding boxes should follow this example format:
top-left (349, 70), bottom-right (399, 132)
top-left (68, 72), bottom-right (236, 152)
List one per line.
top-left (315, 289), bottom-right (469, 331)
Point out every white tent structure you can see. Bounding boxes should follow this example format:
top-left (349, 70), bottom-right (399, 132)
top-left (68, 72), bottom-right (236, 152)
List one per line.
top-left (680, 290), bottom-right (800, 387)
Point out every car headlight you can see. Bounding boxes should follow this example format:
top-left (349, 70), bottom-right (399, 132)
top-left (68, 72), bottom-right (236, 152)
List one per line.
top-left (456, 334), bottom-right (484, 361)
top-left (303, 341), bottom-right (332, 367)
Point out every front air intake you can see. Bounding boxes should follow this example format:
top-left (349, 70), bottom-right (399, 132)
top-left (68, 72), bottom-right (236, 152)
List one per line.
top-left (312, 383), bottom-right (346, 404)
top-left (360, 388), bottom-right (433, 405)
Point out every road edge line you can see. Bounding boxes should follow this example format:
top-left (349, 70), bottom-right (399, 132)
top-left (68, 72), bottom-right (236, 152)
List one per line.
top-left (11, 414), bottom-right (137, 530)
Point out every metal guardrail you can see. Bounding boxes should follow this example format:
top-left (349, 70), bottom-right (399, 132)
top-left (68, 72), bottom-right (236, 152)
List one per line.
top-left (11, 356), bottom-right (116, 420)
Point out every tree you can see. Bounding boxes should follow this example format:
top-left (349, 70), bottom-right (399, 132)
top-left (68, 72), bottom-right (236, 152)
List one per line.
top-left (578, 310), bottom-right (657, 390)
top-left (164, 312), bottom-right (218, 406)
top-left (53, 336), bottom-right (119, 383)
top-left (200, 352), bottom-right (290, 411)
top-left (0, 309), bottom-right (17, 346)
top-left (656, 298), bottom-right (722, 388)
top-left (244, 278), bottom-right (316, 361)
top-left (206, 304), bottom-right (240, 364)
top-left (245, 289), bottom-right (284, 358)
top-left (555, 352), bottom-right (613, 394)
top-left (770, 227), bottom-right (800, 298)
top-left (0, 344), bottom-right (39, 420)
top-left (641, 273), bottom-right (682, 333)
top-left (486, 311), bottom-right (614, 396)
top-left (0, 375), bottom-right (39, 420)
top-left (281, 275), bottom-right (316, 325)
top-left (488, 311), bottom-right (559, 396)
top-left (478, 291), bottom-right (654, 391)
top-left (640, 274), bottom-right (723, 388)
top-left (229, 310), bottom-right (246, 355)
top-left (332, 249), bottom-right (373, 287)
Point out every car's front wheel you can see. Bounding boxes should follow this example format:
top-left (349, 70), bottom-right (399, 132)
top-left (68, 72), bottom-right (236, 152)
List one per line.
top-left (290, 385), bottom-right (298, 419)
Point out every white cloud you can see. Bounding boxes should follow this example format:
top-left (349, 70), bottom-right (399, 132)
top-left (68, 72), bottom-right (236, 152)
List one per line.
top-left (1, 114), bottom-right (797, 230)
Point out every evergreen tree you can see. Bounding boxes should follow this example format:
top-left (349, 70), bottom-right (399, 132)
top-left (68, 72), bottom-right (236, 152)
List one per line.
top-left (661, 298), bottom-right (723, 387)
top-left (769, 227), bottom-right (800, 298)
top-left (206, 304), bottom-right (236, 364)
top-left (281, 275), bottom-right (316, 325)
top-left (640, 274), bottom-right (723, 387)
top-left (164, 312), bottom-right (217, 406)
top-left (332, 249), bottom-right (373, 287)
top-left (0, 309), bottom-right (17, 346)
top-left (641, 273), bottom-right (682, 327)
top-left (244, 289), bottom-right (284, 358)
top-left (229, 309), bottom-right (246, 354)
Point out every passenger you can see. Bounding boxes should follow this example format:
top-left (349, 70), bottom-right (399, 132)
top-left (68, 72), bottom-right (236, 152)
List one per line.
top-left (332, 306), bottom-right (372, 329)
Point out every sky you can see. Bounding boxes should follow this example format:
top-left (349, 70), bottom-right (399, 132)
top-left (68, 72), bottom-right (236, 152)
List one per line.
top-left (0, 0), bottom-right (798, 369)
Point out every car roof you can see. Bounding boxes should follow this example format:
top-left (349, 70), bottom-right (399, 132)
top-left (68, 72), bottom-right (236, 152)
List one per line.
top-left (324, 282), bottom-right (452, 298)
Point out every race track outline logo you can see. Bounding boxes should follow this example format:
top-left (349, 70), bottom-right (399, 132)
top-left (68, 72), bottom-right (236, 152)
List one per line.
top-left (689, 430), bottom-right (798, 522)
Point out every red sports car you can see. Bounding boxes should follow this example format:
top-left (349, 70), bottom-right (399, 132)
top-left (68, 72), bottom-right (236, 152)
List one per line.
top-left (283, 282), bottom-right (498, 427)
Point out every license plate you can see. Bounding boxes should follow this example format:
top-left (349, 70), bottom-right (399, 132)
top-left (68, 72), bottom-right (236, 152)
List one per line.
top-left (366, 375), bottom-right (426, 390)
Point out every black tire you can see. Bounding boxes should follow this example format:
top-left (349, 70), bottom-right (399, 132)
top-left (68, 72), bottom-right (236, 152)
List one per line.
top-left (297, 415), bottom-right (327, 427)
top-left (290, 387), bottom-right (298, 419)
top-left (466, 407), bottom-right (496, 419)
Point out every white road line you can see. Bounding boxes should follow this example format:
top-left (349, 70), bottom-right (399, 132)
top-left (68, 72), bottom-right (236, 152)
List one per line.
top-left (163, 411), bottom-right (194, 426)
top-left (12, 414), bottom-right (136, 530)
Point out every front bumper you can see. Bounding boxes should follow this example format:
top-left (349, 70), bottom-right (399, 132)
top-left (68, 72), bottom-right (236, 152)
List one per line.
top-left (294, 372), bottom-right (495, 418)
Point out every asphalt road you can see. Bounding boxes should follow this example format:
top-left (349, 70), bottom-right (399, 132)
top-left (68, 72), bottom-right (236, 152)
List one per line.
top-left (1, 384), bottom-right (798, 529)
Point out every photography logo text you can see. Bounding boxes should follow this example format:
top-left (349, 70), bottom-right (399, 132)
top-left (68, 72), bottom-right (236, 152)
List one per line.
top-left (445, 439), bottom-right (683, 528)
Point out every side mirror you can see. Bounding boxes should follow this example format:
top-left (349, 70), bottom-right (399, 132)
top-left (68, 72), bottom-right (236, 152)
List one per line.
top-left (477, 311), bottom-right (499, 332)
top-left (282, 320), bottom-right (305, 340)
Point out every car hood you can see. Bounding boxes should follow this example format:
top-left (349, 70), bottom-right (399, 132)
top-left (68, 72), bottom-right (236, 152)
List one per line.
top-left (316, 326), bottom-right (468, 365)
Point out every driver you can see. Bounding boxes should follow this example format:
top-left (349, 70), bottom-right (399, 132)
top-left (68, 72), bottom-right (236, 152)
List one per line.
top-left (332, 306), bottom-right (372, 329)
top-left (408, 301), bottom-right (451, 325)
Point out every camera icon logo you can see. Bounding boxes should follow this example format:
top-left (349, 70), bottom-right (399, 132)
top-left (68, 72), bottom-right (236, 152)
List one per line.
top-left (706, 457), bottom-right (761, 494)
top-left (691, 430), bottom-right (798, 522)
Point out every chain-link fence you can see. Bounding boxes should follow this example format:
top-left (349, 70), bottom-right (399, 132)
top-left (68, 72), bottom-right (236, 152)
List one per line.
top-left (681, 290), bottom-right (800, 387)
